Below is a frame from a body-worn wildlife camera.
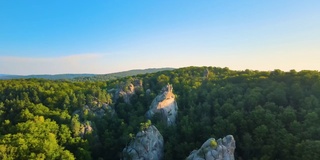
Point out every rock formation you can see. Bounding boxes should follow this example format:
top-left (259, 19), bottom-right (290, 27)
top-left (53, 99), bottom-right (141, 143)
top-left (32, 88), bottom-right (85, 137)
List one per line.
top-left (73, 103), bottom-right (115, 119)
top-left (122, 125), bottom-right (164, 160)
top-left (203, 68), bottom-right (210, 78)
top-left (79, 121), bottom-right (94, 138)
top-left (186, 135), bottom-right (236, 160)
top-left (146, 84), bottom-right (178, 126)
top-left (100, 103), bottom-right (116, 117)
top-left (114, 79), bottom-right (143, 104)
top-left (72, 103), bottom-right (115, 140)
top-left (145, 89), bottom-right (151, 96)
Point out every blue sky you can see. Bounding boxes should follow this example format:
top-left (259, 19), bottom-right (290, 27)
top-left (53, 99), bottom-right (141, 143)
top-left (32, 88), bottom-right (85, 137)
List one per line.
top-left (0, 0), bottom-right (319, 75)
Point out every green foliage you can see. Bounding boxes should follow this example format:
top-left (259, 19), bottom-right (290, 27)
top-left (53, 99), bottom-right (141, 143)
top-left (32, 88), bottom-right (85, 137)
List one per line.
top-left (73, 68), bottom-right (175, 82)
top-left (140, 120), bottom-right (152, 131)
top-left (294, 140), bottom-right (320, 159)
top-left (129, 133), bottom-right (135, 140)
top-left (210, 139), bottom-right (217, 149)
top-left (71, 114), bottom-right (81, 137)
top-left (0, 67), bottom-right (320, 159)
top-left (0, 116), bottom-right (75, 160)
top-left (0, 79), bottom-right (110, 159)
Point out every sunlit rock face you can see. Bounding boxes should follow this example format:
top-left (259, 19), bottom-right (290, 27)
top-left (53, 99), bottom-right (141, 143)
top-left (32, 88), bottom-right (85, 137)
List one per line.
top-left (146, 84), bottom-right (178, 126)
top-left (122, 125), bottom-right (164, 160)
top-left (187, 135), bottom-right (236, 160)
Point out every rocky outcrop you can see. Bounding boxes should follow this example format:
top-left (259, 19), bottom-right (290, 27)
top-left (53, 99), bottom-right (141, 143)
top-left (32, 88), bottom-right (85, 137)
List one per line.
top-left (146, 89), bottom-right (151, 96)
top-left (186, 135), bottom-right (236, 160)
top-left (114, 79), bottom-right (143, 104)
top-left (146, 84), bottom-right (178, 126)
top-left (100, 103), bottom-right (116, 117)
top-left (122, 125), bottom-right (164, 160)
top-left (73, 103), bottom-right (115, 119)
top-left (204, 68), bottom-right (210, 78)
top-left (79, 121), bottom-right (94, 138)
top-left (72, 103), bottom-right (115, 140)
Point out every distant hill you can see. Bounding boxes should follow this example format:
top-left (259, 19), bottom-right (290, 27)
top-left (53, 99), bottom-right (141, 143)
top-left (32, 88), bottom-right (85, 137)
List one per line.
top-left (0, 74), bottom-right (9, 77)
top-left (0, 74), bottom-right (96, 80)
top-left (0, 68), bottom-right (175, 81)
top-left (73, 68), bottom-right (175, 81)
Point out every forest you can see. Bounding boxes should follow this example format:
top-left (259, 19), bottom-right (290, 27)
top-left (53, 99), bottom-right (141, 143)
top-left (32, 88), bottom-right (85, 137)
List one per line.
top-left (0, 66), bottom-right (320, 160)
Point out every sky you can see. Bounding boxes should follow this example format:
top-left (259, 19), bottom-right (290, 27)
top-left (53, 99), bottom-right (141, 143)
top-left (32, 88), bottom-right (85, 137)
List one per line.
top-left (0, 0), bottom-right (319, 75)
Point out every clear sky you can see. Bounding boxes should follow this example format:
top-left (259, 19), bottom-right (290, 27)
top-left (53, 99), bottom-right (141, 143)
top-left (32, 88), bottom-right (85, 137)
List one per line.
top-left (0, 0), bottom-right (319, 75)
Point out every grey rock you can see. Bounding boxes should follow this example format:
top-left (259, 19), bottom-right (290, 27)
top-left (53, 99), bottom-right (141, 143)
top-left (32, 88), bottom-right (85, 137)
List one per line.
top-left (187, 135), bottom-right (236, 160)
top-left (133, 79), bottom-right (143, 87)
top-left (113, 80), bottom-right (143, 104)
top-left (101, 103), bottom-right (116, 116)
top-left (146, 84), bottom-right (178, 126)
top-left (146, 89), bottom-right (151, 96)
top-left (79, 121), bottom-right (94, 138)
top-left (73, 103), bottom-right (115, 119)
top-left (116, 84), bottom-right (135, 104)
top-left (72, 103), bottom-right (115, 141)
top-left (122, 125), bottom-right (164, 160)
top-left (203, 68), bottom-right (210, 78)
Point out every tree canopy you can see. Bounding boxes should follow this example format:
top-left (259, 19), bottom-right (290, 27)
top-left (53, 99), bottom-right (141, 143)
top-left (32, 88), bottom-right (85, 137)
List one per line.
top-left (0, 67), bottom-right (319, 159)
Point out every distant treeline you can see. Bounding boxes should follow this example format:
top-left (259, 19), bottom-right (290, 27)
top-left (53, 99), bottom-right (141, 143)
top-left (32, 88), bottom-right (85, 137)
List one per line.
top-left (0, 68), bottom-right (175, 80)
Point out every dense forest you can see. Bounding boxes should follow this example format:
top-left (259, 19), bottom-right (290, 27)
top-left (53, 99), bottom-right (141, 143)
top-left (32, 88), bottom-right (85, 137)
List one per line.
top-left (0, 66), bottom-right (320, 160)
